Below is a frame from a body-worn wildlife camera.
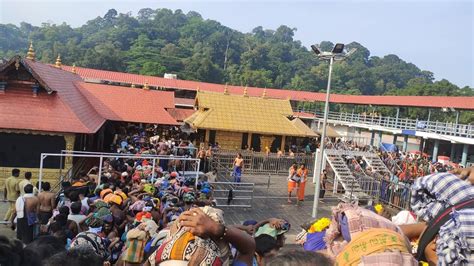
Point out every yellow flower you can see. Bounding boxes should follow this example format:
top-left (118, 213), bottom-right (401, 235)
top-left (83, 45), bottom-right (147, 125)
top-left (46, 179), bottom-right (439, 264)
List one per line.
top-left (308, 217), bottom-right (331, 233)
top-left (374, 204), bottom-right (383, 214)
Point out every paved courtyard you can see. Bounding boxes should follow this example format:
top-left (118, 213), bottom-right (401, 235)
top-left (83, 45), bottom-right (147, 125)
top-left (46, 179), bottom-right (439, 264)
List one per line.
top-left (218, 173), bottom-right (337, 237)
top-left (0, 173), bottom-right (340, 241)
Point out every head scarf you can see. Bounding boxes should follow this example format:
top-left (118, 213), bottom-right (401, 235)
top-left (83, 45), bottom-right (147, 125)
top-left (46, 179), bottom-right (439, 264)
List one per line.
top-left (411, 173), bottom-right (474, 265)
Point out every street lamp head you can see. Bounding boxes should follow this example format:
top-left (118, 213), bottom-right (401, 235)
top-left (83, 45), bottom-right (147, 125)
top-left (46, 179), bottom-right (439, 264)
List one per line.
top-left (345, 48), bottom-right (357, 57)
top-left (332, 43), bottom-right (345, 54)
top-left (311, 44), bottom-right (321, 55)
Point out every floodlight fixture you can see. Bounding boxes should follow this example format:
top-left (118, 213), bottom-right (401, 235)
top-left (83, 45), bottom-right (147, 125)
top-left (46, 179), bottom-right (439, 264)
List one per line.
top-left (449, 107), bottom-right (456, 112)
top-left (346, 48), bottom-right (357, 57)
top-left (332, 43), bottom-right (344, 54)
top-left (310, 41), bottom-right (357, 219)
top-left (441, 107), bottom-right (448, 112)
top-left (311, 44), bottom-right (321, 55)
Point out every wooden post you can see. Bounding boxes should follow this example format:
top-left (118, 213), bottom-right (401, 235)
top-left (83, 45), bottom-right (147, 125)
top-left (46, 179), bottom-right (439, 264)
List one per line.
top-left (280, 135), bottom-right (286, 152)
top-left (204, 129), bottom-right (210, 145)
top-left (248, 133), bottom-right (252, 150)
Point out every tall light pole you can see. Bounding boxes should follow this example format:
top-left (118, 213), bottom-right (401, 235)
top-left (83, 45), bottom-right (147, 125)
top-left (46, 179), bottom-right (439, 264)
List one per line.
top-left (311, 43), bottom-right (356, 218)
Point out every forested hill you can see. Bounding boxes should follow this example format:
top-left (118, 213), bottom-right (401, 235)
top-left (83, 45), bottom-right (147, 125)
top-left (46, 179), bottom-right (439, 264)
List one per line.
top-left (0, 8), bottom-right (472, 97)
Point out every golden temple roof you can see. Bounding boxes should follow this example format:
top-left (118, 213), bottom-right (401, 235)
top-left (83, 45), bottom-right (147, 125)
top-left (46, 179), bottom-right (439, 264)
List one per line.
top-left (185, 91), bottom-right (317, 137)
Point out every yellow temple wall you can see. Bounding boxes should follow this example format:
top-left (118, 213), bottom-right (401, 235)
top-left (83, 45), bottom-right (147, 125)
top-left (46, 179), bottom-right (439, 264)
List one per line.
top-left (215, 131), bottom-right (243, 150)
top-left (0, 133), bottom-right (76, 189)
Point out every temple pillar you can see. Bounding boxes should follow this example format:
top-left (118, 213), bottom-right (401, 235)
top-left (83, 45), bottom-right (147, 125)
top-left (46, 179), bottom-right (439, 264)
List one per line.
top-left (247, 133), bottom-right (252, 149)
top-left (63, 134), bottom-right (75, 170)
top-left (403, 135), bottom-right (408, 152)
top-left (280, 135), bottom-right (286, 152)
top-left (370, 131), bottom-right (375, 146)
top-left (432, 139), bottom-right (440, 162)
top-left (450, 143), bottom-right (456, 161)
top-left (461, 144), bottom-right (469, 167)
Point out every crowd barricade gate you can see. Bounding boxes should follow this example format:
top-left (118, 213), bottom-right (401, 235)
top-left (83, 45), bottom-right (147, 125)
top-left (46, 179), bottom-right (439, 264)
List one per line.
top-left (209, 181), bottom-right (254, 208)
top-left (212, 150), bottom-right (315, 176)
top-left (38, 151), bottom-right (200, 191)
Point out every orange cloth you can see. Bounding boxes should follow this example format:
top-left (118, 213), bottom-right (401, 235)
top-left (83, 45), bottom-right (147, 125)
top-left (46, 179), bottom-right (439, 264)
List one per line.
top-left (297, 180), bottom-right (306, 201)
top-left (288, 181), bottom-right (297, 193)
top-left (296, 168), bottom-right (308, 200)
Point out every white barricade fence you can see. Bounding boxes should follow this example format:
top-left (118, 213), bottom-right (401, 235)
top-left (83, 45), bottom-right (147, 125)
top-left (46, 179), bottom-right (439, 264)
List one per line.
top-left (38, 151), bottom-right (201, 191)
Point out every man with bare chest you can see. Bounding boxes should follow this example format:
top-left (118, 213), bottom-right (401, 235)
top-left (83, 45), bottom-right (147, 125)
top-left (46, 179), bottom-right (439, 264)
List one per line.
top-left (14, 184), bottom-right (39, 244)
top-left (37, 182), bottom-right (56, 224)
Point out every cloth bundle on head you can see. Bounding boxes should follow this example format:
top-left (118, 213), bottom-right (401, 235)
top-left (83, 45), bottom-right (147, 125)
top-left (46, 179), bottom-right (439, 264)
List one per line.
top-left (391, 210), bottom-right (417, 226)
top-left (100, 188), bottom-right (113, 199)
top-left (143, 184), bottom-right (156, 195)
top-left (70, 232), bottom-right (108, 260)
top-left (105, 194), bottom-right (123, 206)
top-left (135, 211), bottom-right (152, 223)
top-left (297, 217), bottom-right (331, 252)
top-left (183, 192), bottom-right (196, 203)
top-left (130, 200), bottom-right (146, 212)
top-left (150, 206), bottom-right (230, 266)
top-left (411, 173), bottom-right (474, 265)
top-left (86, 216), bottom-right (104, 229)
top-left (325, 203), bottom-right (417, 265)
top-left (255, 220), bottom-right (290, 239)
top-left (93, 205), bottom-right (113, 223)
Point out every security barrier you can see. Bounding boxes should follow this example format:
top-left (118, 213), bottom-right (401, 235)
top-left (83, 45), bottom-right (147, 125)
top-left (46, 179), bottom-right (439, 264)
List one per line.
top-left (211, 150), bottom-right (314, 176)
top-left (209, 181), bottom-right (254, 208)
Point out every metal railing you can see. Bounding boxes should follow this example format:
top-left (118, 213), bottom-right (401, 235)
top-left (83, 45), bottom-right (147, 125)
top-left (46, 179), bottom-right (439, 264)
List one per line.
top-left (211, 150), bottom-right (314, 176)
top-left (301, 109), bottom-right (474, 138)
top-left (210, 181), bottom-right (254, 208)
top-left (324, 148), bottom-right (412, 209)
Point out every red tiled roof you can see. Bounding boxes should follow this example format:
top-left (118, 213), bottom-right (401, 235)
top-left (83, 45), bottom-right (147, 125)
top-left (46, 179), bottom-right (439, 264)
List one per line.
top-left (0, 88), bottom-right (99, 133)
top-left (24, 59), bottom-right (105, 132)
top-left (167, 108), bottom-right (196, 122)
top-left (293, 111), bottom-right (316, 119)
top-left (175, 98), bottom-right (195, 107)
top-left (62, 65), bottom-right (474, 110)
top-left (0, 58), bottom-right (105, 133)
top-left (76, 82), bottom-right (178, 125)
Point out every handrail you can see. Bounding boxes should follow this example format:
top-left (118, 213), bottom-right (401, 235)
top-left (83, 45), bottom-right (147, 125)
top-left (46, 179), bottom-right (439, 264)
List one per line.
top-left (298, 109), bottom-right (474, 138)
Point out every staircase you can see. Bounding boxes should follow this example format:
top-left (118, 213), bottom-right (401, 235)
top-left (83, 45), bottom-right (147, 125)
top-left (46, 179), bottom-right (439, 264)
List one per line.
top-left (363, 153), bottom-right (392, 177)
top-left (325, 150), bottom-right (371, 203)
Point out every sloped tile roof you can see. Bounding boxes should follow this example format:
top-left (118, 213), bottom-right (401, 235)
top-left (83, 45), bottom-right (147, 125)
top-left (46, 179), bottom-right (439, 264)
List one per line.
top-left (291, 118), bottom-right (318, 137)
top-left (293, 111), bottom-right (317, 119)
top-left (61, 64), bottom-right (474, 110)
top-left (175, 97), bottom-right (195, 107)
top-left (0, 57), bottom-right (105, 133)
top-left (167, 108), bottom-right (196, 122)
top-left (75, 82), bottom-right (178, 125)
top-left (0, 88), bottom-right (98, 133)
top-left (184, 91), bottom-right (315, 137)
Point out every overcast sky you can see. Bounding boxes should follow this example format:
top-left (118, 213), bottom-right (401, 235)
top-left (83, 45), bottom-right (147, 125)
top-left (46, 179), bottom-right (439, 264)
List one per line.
top-left (1, 0), bottom-right (473, 87)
